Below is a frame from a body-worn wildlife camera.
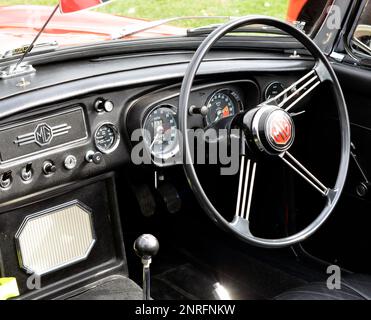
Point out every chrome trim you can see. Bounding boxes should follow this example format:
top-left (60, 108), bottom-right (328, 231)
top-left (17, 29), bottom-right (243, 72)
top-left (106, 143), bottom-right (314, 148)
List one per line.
top-left (245, 162), bottom-right (256, 221)
top-left (1, 41), bottom-right (58, 59)
top-left (281, 151), bottom-right (329, 196)
top-left (264, 81), bottom-right (286, 102)
top-left (142, 104), bottom-right (180, 167)
top-left (94, 122), bottom-right (120, 155)
top-left (0, 106), bottom-right (88, 165)
top-left (14, 200), bottom-right (96, 276)
top-left (263, 69), bottom-right (321, 111)
top-left (235, 156), bottom-right (256, 221)
top-left (284, 79), bottom-right (321, 112)
top-left (251, 105), bottom-right (271, 153)
top-left (204, 88), bottom-right (243, 126)
top-left (235, 155), bottom-right (246, 217)
top-left (264, 109), bottom-right (295, 152)
top-left (0, 63), bottom-right (35, 80)
top-left (330, 51), bottom-right (345, 62)
top-left (14, 123), bottom-right (71, 147)
top-left (240, 159), bottom-right (251, 219)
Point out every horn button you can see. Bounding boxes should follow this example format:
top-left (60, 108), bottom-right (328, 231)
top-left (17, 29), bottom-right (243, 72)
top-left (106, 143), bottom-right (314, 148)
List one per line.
top-left (247, 106), bottom-right (295, 155)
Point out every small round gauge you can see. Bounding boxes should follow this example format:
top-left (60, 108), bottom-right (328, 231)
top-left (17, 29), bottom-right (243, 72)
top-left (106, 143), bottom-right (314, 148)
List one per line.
top-left (205, 89), bottom-right (241, 125)
top-left (265, 82), bottom-right (286, 103)
top-left (94, 123), bottom-right (120, 154)
top-left (143, 105), bottom-right (178, 160)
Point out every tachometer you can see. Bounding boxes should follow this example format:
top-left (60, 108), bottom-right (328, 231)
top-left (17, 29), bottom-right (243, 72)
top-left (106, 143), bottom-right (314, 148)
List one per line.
top-left (205, 89), bottom-right (241, 125)
top-left (143, 105), bottom-right (178, 160)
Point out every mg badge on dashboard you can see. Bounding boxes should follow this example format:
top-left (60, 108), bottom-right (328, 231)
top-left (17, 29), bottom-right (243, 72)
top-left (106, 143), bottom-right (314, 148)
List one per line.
top-left (14, 123), bottom-right (72, 147)
top-left (34, 123), bottom-right (53, 146)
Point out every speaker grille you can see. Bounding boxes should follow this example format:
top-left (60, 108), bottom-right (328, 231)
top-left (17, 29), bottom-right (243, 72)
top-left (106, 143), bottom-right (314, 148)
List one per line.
top-left (15, 201), bottom-right (95, 275)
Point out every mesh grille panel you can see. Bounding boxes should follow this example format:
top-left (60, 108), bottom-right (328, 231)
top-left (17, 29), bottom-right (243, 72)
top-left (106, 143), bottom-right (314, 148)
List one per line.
top-left (15, 202), bottom-right (95, 275)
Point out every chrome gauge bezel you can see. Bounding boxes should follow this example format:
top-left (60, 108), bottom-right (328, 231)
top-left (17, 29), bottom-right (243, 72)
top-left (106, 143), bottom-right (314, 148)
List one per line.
top-left (94, 122), bottom-right (120, 154)
top-left (264, 81), bottom-right (287, 103)
top-left (205, 89), bottom-right (243, 126)
top-left (142, 104), bottom-right (179, 163)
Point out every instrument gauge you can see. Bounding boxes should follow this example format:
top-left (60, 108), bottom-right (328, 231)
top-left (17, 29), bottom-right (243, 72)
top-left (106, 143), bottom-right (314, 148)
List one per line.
top-left (94, 123), bottom-right (120, 154)
top-left (265, 82), bottom-right (286, 103)
top-left (205, 89), bottom-right (241, 126)
top-left (143, 105), bottom-right (178, 160)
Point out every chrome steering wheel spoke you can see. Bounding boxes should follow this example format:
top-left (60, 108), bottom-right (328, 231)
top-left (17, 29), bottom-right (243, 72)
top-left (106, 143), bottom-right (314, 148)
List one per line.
top-left (235, 155), bottom-right (257, 221)
top-left (280, 151), bottom-right (329, 197)
top-left (263, 63), bottom-right (327, 113)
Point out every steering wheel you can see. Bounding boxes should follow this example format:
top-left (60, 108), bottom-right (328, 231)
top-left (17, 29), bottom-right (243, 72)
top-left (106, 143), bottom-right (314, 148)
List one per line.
top-left (178, 16), bottom-right (350, 248)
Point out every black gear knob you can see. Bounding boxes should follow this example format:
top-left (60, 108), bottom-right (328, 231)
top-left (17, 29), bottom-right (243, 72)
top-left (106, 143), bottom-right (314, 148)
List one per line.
top-left (134, 234), bottom-right (159, 260)
top-left (134, 234), bottom-right (159, 300)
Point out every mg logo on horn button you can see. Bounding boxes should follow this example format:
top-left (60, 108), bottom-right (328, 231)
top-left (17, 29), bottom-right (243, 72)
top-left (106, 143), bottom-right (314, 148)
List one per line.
top-left (266, 110), bottom-right (294, 151)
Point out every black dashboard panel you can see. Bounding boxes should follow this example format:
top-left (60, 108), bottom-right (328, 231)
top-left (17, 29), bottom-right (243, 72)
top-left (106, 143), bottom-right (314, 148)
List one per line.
top-left (0, 91), bottom-right (135, 210)
top-left (125, 80), bottom-right (260, 166)
top-left (0, 106), bottom-right (87, 163)
top-left (0, 49), bottom-right (314, 211)
top-left (126, 80), bottom-right (259, 134)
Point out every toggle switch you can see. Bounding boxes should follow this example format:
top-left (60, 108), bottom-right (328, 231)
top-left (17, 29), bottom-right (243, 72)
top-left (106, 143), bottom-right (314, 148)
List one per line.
top-left (0, 171), bottom-right (12, 189)
top-left (21, 163), bottom-right (33, 182)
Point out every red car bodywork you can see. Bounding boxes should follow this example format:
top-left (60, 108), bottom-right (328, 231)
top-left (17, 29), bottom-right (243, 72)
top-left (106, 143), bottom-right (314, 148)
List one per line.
top-left (0, 5), bottom-right (183, 53)
top-left (287, 0), bottom-right (308, 22)
top-left (0, 2), bottom-right (306, 54)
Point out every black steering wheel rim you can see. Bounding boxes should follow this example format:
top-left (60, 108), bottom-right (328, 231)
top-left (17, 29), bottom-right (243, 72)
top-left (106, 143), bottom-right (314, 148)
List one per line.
top-left (178, 16), bottom-right (350, 248)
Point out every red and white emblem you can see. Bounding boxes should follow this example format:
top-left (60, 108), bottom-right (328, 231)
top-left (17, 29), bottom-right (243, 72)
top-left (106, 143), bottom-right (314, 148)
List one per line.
top-left (266, 110), bottom-right (294, 150)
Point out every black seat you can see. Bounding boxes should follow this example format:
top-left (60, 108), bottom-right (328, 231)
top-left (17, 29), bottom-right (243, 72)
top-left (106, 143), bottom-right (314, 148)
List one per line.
top-left (275, 274), bottom-right (371, 300)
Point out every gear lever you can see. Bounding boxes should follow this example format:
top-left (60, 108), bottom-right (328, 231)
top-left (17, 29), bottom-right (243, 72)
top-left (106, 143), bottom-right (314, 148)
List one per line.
top-left (134, 234), bottom-right (159, 300)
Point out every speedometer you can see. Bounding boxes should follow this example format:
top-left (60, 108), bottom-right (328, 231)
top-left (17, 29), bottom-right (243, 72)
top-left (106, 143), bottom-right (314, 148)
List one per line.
top-left (205, 89), bottom-right (241, 126)
top-left (143, 105), bottom-right (178, 160)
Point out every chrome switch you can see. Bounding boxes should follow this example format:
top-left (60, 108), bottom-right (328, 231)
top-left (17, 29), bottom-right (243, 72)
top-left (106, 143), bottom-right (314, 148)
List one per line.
top-left (43, 161), bottom-right (57, 175)
top-left (0, 171), bottom-right (12, 189)
top-left (21, 163), bottom-right (33, 182)
top-left (64, 155), bottom-right (77, 170)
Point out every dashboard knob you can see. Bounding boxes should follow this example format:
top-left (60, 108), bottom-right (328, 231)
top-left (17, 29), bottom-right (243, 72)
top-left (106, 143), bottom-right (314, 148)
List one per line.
top-left (94, 98), bottom-right (114, 113)
top-left (357, 182), bottom-right (369, 197)
top-left (189, 105), bottom-right (208, 116)
top-left (85, 150), bottom-right (103, 165)
top-left (43, 161), bottom-right (56, 175)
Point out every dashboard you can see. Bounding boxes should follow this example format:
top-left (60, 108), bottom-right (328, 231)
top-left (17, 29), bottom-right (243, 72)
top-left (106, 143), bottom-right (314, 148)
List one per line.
top-left (126, 80), bottom-right (260, 166)
top-left (0, 50), bottom-right (312, 209)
